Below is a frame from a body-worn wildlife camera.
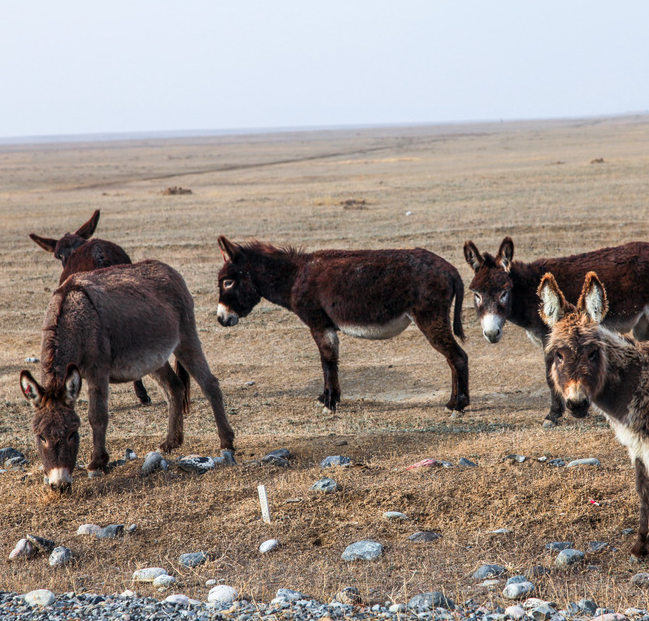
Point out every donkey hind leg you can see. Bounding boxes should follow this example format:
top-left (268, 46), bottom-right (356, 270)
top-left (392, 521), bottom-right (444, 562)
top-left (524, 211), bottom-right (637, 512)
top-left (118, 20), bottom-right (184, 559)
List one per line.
top-left (87, 379), bottom-right (111, 475)
top-left (412, 311), bottom-right (469, 413)
top-left (543, 350), bottom-right (565, 427)
top-left (150, 361), bottom-right (187, 453)
top-left (632, 458), bottom-right (649, 559)
top-left (133, 379), bottom-right (151, 405)
top-left (311, 328), bottom-right (341, 413)
top-left (174, 339), bottom-right (235, 451)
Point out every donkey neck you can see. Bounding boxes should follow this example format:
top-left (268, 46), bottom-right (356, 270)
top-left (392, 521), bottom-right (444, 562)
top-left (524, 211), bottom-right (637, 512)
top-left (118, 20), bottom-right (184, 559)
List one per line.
top-left (508, 261), bottom-right (548, 338)
top-left (246, 248), bottom-right (302, 309)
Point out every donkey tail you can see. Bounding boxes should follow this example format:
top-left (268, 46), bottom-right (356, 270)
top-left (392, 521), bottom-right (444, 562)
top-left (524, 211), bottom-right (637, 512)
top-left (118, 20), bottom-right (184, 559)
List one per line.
top-left (452, 273), bottom-right (466, 342)
top-left (175, 360), bottom-right (191, 415)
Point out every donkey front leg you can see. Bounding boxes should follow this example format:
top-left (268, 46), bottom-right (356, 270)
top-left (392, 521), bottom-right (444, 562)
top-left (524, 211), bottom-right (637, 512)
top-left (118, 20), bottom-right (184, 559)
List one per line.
top-left (151, 361), bottom-right (187, 452)
top-left (133, 379), bottom-right (151, 405)
top-left (87, 379), bottom-right (110, 475)
top-left (631, 458), bottom-right (649, 559)
top-left (311, 328), bottom-right (341, 413)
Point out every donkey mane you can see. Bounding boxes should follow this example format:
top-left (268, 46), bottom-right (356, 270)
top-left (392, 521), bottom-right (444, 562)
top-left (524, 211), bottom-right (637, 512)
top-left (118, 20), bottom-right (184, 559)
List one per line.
top-left (238, 240), bottom-right (303, 261)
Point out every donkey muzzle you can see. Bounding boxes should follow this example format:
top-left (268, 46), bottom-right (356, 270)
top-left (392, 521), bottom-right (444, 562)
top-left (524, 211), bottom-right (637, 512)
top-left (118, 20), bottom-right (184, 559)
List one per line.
top-left (47, 467), bottom-right (73, 491)
top-left (565, 397), bottom-right (590, 418)
top-left (481, 313), bottom-right (504, 343)
top-left (217, 303), bottom-right (239, 327)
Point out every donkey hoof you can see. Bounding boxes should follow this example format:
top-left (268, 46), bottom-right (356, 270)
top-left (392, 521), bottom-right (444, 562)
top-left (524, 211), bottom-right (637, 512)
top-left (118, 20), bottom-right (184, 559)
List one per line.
top-left (87, 470), bottom-right (104, 479)
top-left (322, 406), bottom-right (333, 415)
top-left (220, 449), bottom-right (236, 466)
top-left (542, 419), bottom-right (558, 429)
top-left (450, 410), bottom-right (464, 419)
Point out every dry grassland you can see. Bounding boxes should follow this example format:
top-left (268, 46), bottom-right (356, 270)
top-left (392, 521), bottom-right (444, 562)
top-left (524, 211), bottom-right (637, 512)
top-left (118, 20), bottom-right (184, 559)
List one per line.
top-left (2, 116), bottom-right (649, 608)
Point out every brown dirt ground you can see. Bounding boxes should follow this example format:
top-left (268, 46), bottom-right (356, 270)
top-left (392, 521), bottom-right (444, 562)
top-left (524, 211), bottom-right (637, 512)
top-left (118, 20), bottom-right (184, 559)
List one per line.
top-left (2, 116), bottom-right (649, 608)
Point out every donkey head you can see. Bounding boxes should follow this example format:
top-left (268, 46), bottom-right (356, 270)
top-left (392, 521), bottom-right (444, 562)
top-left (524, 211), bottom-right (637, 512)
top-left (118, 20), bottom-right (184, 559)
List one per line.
top-left (538, 271), bottom-right (609, 418)
top-left (30, 210), bottom-right (100, 268)
top-left (464, 237), bottom-right (514, 343)
top-left (19, 365), bottom-right (82, 490)
top-left (216, 236), bottom-right (262, 327)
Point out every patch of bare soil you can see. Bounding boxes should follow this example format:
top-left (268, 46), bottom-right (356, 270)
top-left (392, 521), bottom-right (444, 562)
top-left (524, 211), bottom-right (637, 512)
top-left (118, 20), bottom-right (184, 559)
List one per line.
top-left (2, 116), bottom-right (649, 608)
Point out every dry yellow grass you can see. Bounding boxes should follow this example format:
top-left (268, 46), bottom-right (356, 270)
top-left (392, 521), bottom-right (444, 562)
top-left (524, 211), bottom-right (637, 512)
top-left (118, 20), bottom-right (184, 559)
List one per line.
top-left (2, 116), bottom-right (649, 608)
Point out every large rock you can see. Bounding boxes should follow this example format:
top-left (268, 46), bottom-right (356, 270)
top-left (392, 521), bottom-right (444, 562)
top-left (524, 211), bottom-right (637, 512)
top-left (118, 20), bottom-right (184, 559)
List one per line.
top-left (132, 567), bottom-right (169, 582)
top-left (567, 458), bottom-right (601, 467)
top-left (310, 477), bottom-right (340, 493)
top-left (208, 585), bottom-right (238, 604)
top-left (473, 564), bottom-right (506, 580)
top-left (320, 455), bottom-right (351, 468)
top-left (341, 540), bottom-right (383, 561)
top-left (141, 452), bottom-right (169, 475)
top-left (179, 552), bottom-right (207, 568)
top-left (8, 538), bottom-right (37, 560)
top-left (49, 546), bottom-right (73, 567)
top-left (503, 581), bottom-right (535, 599)
top-left (555, 549), bottom-right (585, 567)
top-left (23, 590), bottom-right (56, 607)
top-left (178, 456), bottom-right (216, 474)
top-left (408, 592), bottom-right (454, 610)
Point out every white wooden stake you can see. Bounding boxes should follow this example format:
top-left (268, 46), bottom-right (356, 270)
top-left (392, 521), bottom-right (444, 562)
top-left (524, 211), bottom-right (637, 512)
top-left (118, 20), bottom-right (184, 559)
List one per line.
top-left (258, 484), bottom-right (271, 523)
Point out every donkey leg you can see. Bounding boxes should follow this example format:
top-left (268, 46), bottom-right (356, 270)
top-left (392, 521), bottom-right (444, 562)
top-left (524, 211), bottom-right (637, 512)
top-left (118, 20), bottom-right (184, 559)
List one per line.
top-left (87, 379), bottom-right (110, 474)
top-left (175, 340), bottom-right (235, 451)
top-left (632, 458), bottom-right (649, 559)
top-left (412, 311), bottom-right (469, 412)
top-left (310, 328), bottom-right (340, 412)
top-left (133, 379), bottom-right (151, 405)
top-left (150, 361), bottom-right (186, 452)
top-left (544, 351), bottom-right (565, 426)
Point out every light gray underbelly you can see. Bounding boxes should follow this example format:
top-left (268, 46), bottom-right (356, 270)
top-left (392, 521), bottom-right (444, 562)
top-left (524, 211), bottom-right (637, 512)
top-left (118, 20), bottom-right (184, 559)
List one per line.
top-left (337, 314), bottom-right (412, 340)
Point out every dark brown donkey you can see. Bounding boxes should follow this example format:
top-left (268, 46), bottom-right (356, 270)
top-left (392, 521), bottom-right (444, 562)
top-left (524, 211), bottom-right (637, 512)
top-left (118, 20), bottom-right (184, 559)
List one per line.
top-left (539, 271), bottom-right (649, 559)
top-left (19, 260), bottom-right (235, 489)
top-left (216, 236), bottom-right (469, 414)
top-left (464, 237), bottom-right (649, 425)
top-left (30, 209), bottom-right (150, 405)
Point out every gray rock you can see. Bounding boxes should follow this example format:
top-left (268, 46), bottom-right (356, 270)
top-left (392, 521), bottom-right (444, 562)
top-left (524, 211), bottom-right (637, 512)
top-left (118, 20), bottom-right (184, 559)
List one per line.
top-left (531, 604), bottom-right (556, 620)
top-left (125, 448), bottom-right (137, 461)
top-left (631, 573), bottom-right (649, 587)
top-left (310, 477), bottom-right (340, 493)
top-left (77, 524), bottom-right (101, 536)
top-left (555, 549), bottom-right (585, 567)
top-left (153, 574), bottom-right (177, 588)
top-left (407, 592), bottom-right (454, 610)
top-left (567, 457), bottom-right (601, 467)
top-left (141, 451), bottom-right (169, 475)
top-left (578, 599), bottom-right (598, 615)
top-left (0, 447), bottom-right (24, 466)
top-left (588, 541), bottom-right (608, 553)
top-left (545, 541), bottom-right (573, 551)
top-left (622, 528), bottom-right (635, 536)
top-left (165, 594), bottom-right (190, 606)
top-left (179, 551), bottom-right (207, 567)
top-left (273, 588), bottom-right (306, 602)
top-left (490, 528), bottom-right (512, 534)
top-left (459, 457), bottom-right (478, 467)
top-left (261, 448), bottom-right (291, 462)
top-left (259, 539), bottom-right (279, 553)
top-left (341, 540), bottom-right (383, 561)
top-left (23, 589), bottom-right (55, 607)
top-left (6, 455), bottom-right (27, 469)
top-left (503, 581), bottom-right (534, 599)
top-left (25, 534), bottom-right (55, 552)
top-left (383, 511), bottom-right (408, 520)
top-left (216, 449), bottom-right (237, 466)
top-left (408, 531), bottom-right (442, 542)
top-left (8, 538), bottom-right (37, 560)
top-left (505, 605), bottom-right (526, 619)
top-left (96, 524), bottom-right (124, 539)
top-left (132, 567), bottom-right (169, 582)
top-left (127, 524), bottom-right (137, 535)
top-left (505, 575), bottom-right (528, 586)
top-left (547, 459), bottom-right (565, 467)
top-left (49, 546), bottom-right (73, 567)
top-left (505, 454), bottom-right (526, 463)
top-left (208, 585), bottom-right (238, 603)
top-left (473, 564), bottom-right (507, 580)
top-left (320, 455), bottom-right (352, 468)
top-left (178, 456), bottom-right (215, 474)
top-left (390, 603), bottom-right (406, 613)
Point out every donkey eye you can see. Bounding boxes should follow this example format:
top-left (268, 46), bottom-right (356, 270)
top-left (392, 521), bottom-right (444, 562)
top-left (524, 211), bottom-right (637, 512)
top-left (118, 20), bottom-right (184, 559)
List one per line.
top-left (500, 291), bottom-right (509, 303)
top-left (588, 350), bottom-right (599, 362)
top-left (555, 352), bottom-right (564, 364)
top-left (37, 435), bottom-right (46, 444)
top-left (474, 293), bottom-right (482, 305)
top-left (222, 279), bottom-right (235, 290)
top-left (67, 431), bottom-right (77, 442)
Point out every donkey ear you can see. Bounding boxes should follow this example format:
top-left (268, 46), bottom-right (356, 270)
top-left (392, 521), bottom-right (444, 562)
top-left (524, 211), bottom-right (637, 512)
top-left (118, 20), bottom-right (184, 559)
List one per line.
top-left (29, 233), bottom-right (57, 253)
top-left (577, 272), bottom-right (608, 323)
top-left (496, 237), bottom-right (514, 272)
top-left (537, 272), bottom-right (568, 327)
top-left (218, 236), bottom-right (239, 263)
top-left (75, 210), bottom-right (100, 239)
top-left (20, 371), bottom-right (43, 406)
top-left (64, 364), bottom-right (82, 405)
top-left (463, 241), bottom-right (484, 273)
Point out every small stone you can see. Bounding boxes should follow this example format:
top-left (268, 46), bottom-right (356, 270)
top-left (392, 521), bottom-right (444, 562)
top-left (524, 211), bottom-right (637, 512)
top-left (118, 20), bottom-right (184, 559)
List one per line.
top-left (153, 575), bottom-right (178, 588)
top-left (408, 531), bottom-right (442, 542)
top-left (178, 455), bottom-right (216, 474)
top-left (179, 552), bottom-right (207, 567)
top-left (132, 567), bottom-right (169, 582)
top-left (473, 564), bottom-right (507, 580)
top-left (341, 540), bottom-right (383, 561)
top-left (624, 608), bottom-right (647, 617)
top-left (555, 549), bottom-right (585, 567)
top-left (310, 477), bottom-right (340, 493)
top-left (389, 603), bottom-right (406, 613)
top-left (208, 585), bottom-right (238, 604)
top-left (165, 594), bottom-right (190, 606)
top-left (459, 457), bottom-right (478, 467)
top-left (407, 592), bottom-right (454, 610)
top-left (481, 579), bottom-right (501, 589)
top-left (216, 449), bottom-right (236, 466)
top-left (622, 528), bottom-right (635, 536)
top-left (25, 534), bottom-right (55, 552)
top-left (77, 524), bottom-right (101, 536)
top-left (548, 459), bottom-right (565, 467)
top-left (127, 524), bottom-right (137, 534)
top-left (142, 451), bottom-right (169, 475)
top-left (8, 538), bottom-right (37, 560)
top-left (125, 448), bottom-right (137, 461)
top-left (524, 598), bottom-right (556, 610)
top-left (259, 539), bottom-right (279, 553)
top-left (0, 447), bottom-right (24, 466)
top-left (503, 581), bottom-right (535, 599)
top-left (506, 605), bottom-right (526, 619)
top-left (505, 454), bottom-right (526, 463)
top-left (506, 575), bottom-right (529, 586)
top-left (531, 604), bottom-right (557, 620)
top-left (23, 589), bottom-right (55, 607)
top-left (320, 455), bottom-right (352, 468)
top-left (97, 524), bottom-right (124, 539)
top-left (579, 599), bottom-right (599, 615)
top-left (273, 588), bottom-right (307, 603)
top-left (260, 450), bottom-right (290, 467)
top-left (205, 579), bottom-right (217, 586)
top-left (49, 546), bottom-right (73, 567)
top-left (588, 541), bottom-right (608, 553)
top-left (631, 573), bottom-right (649, 587)
top-left (545, 541), bottom-right (573, 551)
top-left (590, 615), bottom-right (627, 621)
top-left (107, 459), bottom-right (126, 469)
top-left (567, 458), bottom-right (601, 467)
top-left (335, 587), bottom-right (362, 605)
top-left (490, 528), bottom-right (511, 534)
top-left (383, 511), bottom-right (408, 520)
top-left (6, 456), bottom-right (27, 468)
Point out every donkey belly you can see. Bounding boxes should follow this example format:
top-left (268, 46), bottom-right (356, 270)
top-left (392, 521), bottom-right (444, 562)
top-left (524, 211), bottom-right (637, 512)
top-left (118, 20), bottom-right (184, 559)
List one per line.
top-left (109, 342), bottom-right (178, 383)
top-left (337, 314), bottom-right (412, 340)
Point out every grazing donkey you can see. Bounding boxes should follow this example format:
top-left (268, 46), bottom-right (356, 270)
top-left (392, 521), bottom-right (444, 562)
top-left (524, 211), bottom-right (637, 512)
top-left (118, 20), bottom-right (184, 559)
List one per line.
top-left (464, 237), bottom-right (649, 425)
top-left (30, 209), bottom-right (150, 405)
top-left (216, 236), bottom-right (469, 414)
top-left (539, 271), bottom-right (649, 559)
top-left (19, 260), bottom-right (235, 490)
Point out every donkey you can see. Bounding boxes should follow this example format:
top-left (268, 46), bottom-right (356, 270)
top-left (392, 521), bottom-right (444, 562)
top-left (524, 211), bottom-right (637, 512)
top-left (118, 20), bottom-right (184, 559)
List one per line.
top-left (539, 271), bottom-right (649, 559)
top-left (30, 209), bottom-right (150, 405)
top-left (19, 260), bottom-right (235, 489)
top-left (464, 237), bottom-right (649, 425)
top-left (216, 236), bottom-right (469, 414)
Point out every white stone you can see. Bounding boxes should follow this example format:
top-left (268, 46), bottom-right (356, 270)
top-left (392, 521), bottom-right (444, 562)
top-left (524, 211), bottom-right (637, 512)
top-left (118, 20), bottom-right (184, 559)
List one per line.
top-left (165, 594), bottom-right (190, 606)
top-left (205, 579), bottom-right (217, 586)
top-left (132, 567), bottom-right (169, 582)
top-left (208, 585), bottom-right (238, 604)
top-left (153, 575), bottom-right (178, 588)
top-left (383, 511), bottom-right (409, 520)
top-left (505, 605), bottom-right (526, 619)
top-left (503, 581), bottom-right (534, 599)
top-left (121, 589), bottom-right (137, 597)
top-left (77, 524), bottom-right (102, 536)
top-left (23, 589), bottom-right (55, 607)
top-left (567, 458), bottom-right (601, 467)
top-left (259, 539), bottom-right (279, 553)
top-left (9, 538), bottom-right (36, 560)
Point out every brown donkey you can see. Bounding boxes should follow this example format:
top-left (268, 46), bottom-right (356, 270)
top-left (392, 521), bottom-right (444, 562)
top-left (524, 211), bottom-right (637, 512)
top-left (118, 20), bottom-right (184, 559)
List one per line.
top-left (30, 209), bottom-right (150, 405)
top-left (216, 236), bottom-right (469, 414)
top-left (464, 237), bottom-right (649, 425)
top-left (539, 271), bottom-right (649, 559)
top-left (19, 260), bottom-right (235, 489)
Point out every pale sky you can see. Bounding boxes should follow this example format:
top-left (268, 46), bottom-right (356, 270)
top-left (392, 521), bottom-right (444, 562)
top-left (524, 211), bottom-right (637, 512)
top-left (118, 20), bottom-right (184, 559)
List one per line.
top-left (1, 1), bottom-right (647, 139)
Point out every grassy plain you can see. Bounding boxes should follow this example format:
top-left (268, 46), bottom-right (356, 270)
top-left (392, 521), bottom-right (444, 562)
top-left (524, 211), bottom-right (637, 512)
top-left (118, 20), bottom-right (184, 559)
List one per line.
top-left (2, 116), bottom-right (649, 608)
